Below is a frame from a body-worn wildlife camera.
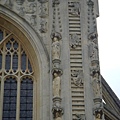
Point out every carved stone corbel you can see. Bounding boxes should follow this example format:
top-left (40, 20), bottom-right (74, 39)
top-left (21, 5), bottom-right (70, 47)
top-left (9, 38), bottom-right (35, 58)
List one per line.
top-left (93, 98), bottom-right (103, 120)
top-left (52, 97), bottom-right (63, 119)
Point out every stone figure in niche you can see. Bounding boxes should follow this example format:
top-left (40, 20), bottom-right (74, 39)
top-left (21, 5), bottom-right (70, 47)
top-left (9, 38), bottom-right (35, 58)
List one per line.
top-left (70, 33), bottom-right (80, 49)
top-left (40, 19), bottom-right (47, 33)
top-left (53, 72), bottom-right (61, 97)
top-left (30, 15), bottom-right (36, 26)
top-left (70, 2), bottom-right (80, 16)
top-left (71, 70), bottom-right (83, 87)
top-left (39, 4), bottom-right (48, 18)
top-left (5, 0), bottom-right (12, 8)
top-left (88, 32), bottom-right (98, 60)
top-left (90, 60), bottom-right (101, 97)
top-left (51, 32), bottom-right (61, 60)
top-left (92, 73), bottom-right (101, 97)
top-left (26, 3), bottom-right (37, 14)
top-left (89, 39), bottom-right (98, 60)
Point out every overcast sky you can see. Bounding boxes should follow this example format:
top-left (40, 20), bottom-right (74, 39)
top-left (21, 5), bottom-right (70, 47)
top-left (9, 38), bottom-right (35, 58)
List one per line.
top-left (97, 0), bottom-right (120, 99)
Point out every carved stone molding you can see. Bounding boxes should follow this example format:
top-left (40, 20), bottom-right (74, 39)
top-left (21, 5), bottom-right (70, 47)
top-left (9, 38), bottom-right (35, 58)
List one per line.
top-left (39, 19), bottom-right (47, 33)
top-left (71, 70), bottom-right (83, 87)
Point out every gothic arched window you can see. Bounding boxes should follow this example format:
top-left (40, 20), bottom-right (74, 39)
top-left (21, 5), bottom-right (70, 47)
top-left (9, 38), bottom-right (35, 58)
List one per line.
top-left (0, 26), bottom-right (34, 120)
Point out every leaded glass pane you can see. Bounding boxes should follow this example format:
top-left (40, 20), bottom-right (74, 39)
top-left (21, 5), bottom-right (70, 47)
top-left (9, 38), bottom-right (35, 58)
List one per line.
top-left (0, 30), bottom-right (3, 41)
top-left (2, 77), bottom-right (17, 120)
top-left (5, 53), bottom-right (11, 72)
top-left (21, 52), bottom-right (26, 72)
top-left (12, 53), bottom-right (18, 72)
top-left (20, 77), bottom-right (33, 119)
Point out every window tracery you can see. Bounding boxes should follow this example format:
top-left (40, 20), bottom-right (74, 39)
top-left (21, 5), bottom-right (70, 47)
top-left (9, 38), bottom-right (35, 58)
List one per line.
top-left (0, 26), bottom-right (34, 119)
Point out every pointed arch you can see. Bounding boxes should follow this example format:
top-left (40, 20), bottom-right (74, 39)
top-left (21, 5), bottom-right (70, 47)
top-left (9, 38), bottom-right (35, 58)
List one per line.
top-left (0, 4), bottom-right (50, 120)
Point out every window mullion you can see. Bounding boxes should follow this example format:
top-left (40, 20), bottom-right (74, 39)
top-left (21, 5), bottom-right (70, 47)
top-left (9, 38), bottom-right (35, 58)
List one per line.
top-left (16, 77), bottom-right (20, 120)
top-left (0, 77), bottom-right (4, 120)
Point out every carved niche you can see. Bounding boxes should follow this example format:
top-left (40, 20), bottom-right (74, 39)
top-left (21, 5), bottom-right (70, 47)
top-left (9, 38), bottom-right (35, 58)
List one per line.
top-left (71, 70), bottom-right (83, 87)
top-left (69, 2), bottom-right (80, 16)
top-left (70, 33), bottom-right (81, 49)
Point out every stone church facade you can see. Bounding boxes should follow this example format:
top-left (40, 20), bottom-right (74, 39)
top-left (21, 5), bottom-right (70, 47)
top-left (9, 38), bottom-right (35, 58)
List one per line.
top-left (0, 0), bottom-right (119, 120)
